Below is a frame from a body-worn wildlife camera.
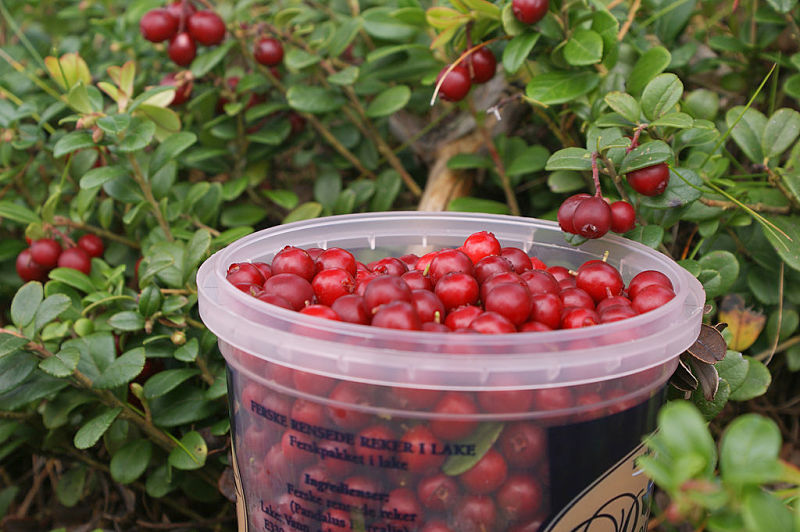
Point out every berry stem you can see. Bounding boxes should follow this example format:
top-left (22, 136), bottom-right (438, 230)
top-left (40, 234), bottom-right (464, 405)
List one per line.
top-left (179, 0), bottom-right (188, 32)
top-left (591, 151), bottom-right (602, 198)
top-left (128, 154), bottom-right (175, 242)
top-left (429, 37), bottom-right (505, 106)
top-left (626, 124), bottom-right (647, 154)
top-left (52, 216), bottom-right (140, 249)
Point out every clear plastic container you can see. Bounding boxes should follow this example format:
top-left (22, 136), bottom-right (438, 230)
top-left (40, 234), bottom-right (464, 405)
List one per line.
top-left (197, 212), bottom-right (705, 532)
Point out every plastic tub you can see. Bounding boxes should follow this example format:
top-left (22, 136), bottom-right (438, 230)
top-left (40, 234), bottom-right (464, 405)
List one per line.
top-left (197, 212), bottom-right (705, 532)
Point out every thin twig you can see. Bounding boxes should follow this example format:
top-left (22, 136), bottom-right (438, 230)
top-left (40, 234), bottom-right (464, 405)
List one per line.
top-left (698, 197), bottom-right (791, 214)
top-left (618, 0), bottom-right (642, 41)
top-left (128, 154), bottom-right (174, 242)
top-left (52, 216), bottom-right (141, 248)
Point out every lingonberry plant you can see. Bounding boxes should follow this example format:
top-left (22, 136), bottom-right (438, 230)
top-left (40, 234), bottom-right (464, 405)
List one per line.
top-left (0, 0), bottom-right (799, 529)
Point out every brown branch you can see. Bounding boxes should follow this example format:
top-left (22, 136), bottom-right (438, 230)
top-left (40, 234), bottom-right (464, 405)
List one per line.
top-left (16, 458), bottom-right (53, 518)
top-left (618, 0), bottom-right (642, 41)
top-left (478, 117), bottom-right (520, 216)
top-left (128, 155), bottom-right (174, 242)
top-left (698, 197), bottom-right (791, 214)
top-left (52, 216), bottom-right (141, 248)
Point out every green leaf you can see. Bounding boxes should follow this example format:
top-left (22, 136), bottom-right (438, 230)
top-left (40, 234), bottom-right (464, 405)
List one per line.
top-left (526, 71), bottom-right (599, 105)
top-left (74, 407), bottom-right (123, 449)
top-left (447, 153), bottom-right (492, 169)
top-left (697, 250), bottom-right (739, 299)
top-left (53, 131), bottom-right (94, 158)
top-left (726, 106), bottom-right (767, 165)
top-left (11, 282), bottom-right (43, 328)
top-left (592, 10), bottom-right (619, 68)
top-left (314, 171), bottom-right (342, 211)
top-left (117, 118), bottom-right (156, 153)
top-left (447, 197), bottom-right (510, 215)
top-left (79, 166), bottom-right (126, 189)
top-left (96, 114), bottom-right (131, 136)
top-left (39, 347), bottom-right (80, 378)
top-left (763, 216), bottom-right (800, 271)
top-left (0, 351), bottom-right (36, 393)
top-left (685, 89), bottom-right (720, 121)
top-left (604, 92), bottom-right (640, 123)
top-left (168, 431), bottom-right (207, 470)
top-left (283, 202), bottom-right (323, 224)
top-left (221, 203), bottom-right (268, 227)
top-left (691, 379), bottom-right (730, 420)
top-left (93, 348), bottom-right (145, 389)
top-left (328, 18), bottom-right (362, 57)
top-left (174, 338), bottom-right (199, 362)
top-left (48, 267), bottom-right (95, 293)
top-left (56, 466), bottom-right (86, 507)
top-left (442, 422), bottom-right (504, 476)
top-left (717, 350), bottom-right (749, 391)
top-left (264, 189), bottom-right (299, 210)
top-left (762, 108), bottom-right (800, 160)
top-left (765, 0), bottom-right (798, 13)
top-left (547, 170), bottom-right (584, 193)
top-left (146, 464), bottom-right (177, 498)
top-left (191, 40), bottom-right (235, 77)
top-left (186, 229), bottom-right (211, 269)
top-left (287, 86), bottom-right (345, 114)
top-left (507, 145), bottom-right (549, 176)
top-left (545, 147), bottom-right (592, 171)
top-left (370, 170), bottom-right (402, 211)
top-left (328, 66), bottom-right (360, 86)
top-left (624, 225), bottom-right (664, 248)
top-left (34, 294), bottom-right (71, 332)
top-left (619, 141), bottom-right (672, 173)
top-left (0, 333), bottom-right (28, 359)
top-left (639, 167), bottom-right (703, 209)
top-left (564, 29), bottom-right (603, 66)
top-left (627, 46), bottom-right (672, 96)
top-left (150, 386), bottom-right (219, 427)
top-left (650, 111), bottom-right (693, 128)
top-left (658, 401), bottom-right (717, 475)
top-left (284, 48), bottom-right (321, 71)
top-left (150, 132), bottom-right (197, 175)
top-left (641, 73), bottom-right (683, 120)
top-left (0, 201), bottom-right (40, 225)
top-left (366, 86), bottom-right (411, 118)
top-left (110, 439), bottom-right (152, 484)
top-left (143, 369), bottom-right (199, 399)
top-left (108, 311), bottom-right (145, 332)
top-left (362, 8), bottom-right (417, 41)
top-left (742, 488), bottom-right (795, 532)
top-left (502, 32), bottom-right (540, 74)
top-left (719, 414), bottom-right (782, 485)
top-left (729, 356), bottom-right (771, 401)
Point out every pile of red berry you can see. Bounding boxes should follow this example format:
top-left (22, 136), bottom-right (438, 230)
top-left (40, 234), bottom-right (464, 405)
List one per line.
top-left (225, 230), bottom-right (676, 333)
top-left (557, 195), bottom-right (636, 239)
top-left (436, 47), bottom-right (497, 103)
top-left (139, 0), bottom-right (226, 66)
top-left (16, 234), bottom-right (104, 282)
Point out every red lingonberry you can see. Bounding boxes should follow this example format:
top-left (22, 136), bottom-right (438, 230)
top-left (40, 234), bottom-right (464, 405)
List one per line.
top-left (363, 275), bottom-right (412, 313)
top-left (326, 382), bottom-right (374, 430)
top-left (444, 304), bottom-right (482, 330)
top-left (561, 307), bottom-right (600, 329)
top-left (436, 64), bottom-right (472, 102)
top-left (371, 301), bottom-right (421, 330)
top-left (30, 238), bottom-right (62, 269)
top-left (428, 249), bottom-right (474, 283)
top-left (330, 294), bottom-right (369, 325)
top-left (315, 247), bottom-right (357, 276)
top-left (187, 10), bottom-right (226, 46)
top-left (161, 72), bottom-right (193, 106)
top-left (519, 320), bottom-right (552, 332)
top-left (16, 249), bottom-right (48, 282)
top-left (400, 425), bottom-right (446, 474)
top-left (262, 273), bottom-right (314, 310)
top-left (557, 193), bottom-right (591, 234)
top-left (610, 200), bottom-right (636, 233)
top-left (459, 448), bottom-right (508, 495)
top-left (272, 246), bottom-right (316, 281)
top-left (631, 284), bottom-right (675, 314)
top-left (226, 262), bottom-right (266, 286)
top-left (470, 311), bottom-right (517, 334)
top-left (480, 271), bottom-right (526, 303)
top-left (627, 162), bottom-right (670, 196)
top-left (469, 47), bottom-right (497, 83)
top-left (166, 0), bottom-right (196, 23)
top-left (401, 270), bottom-right (433, 291)
top-left (576, 260), bottom-right (624, 302)
top-left (434, 272), bottom-right (479, 310)
top-left (254, 37), bottom-right (284, 66)
top-left (512, 0), bottom-right (549, 24)
top-left (596, 294), bottom-right (632, 314)
top-left (430, 392), bottom-right (478, 441)
top-left (497, 475), bottom-right (543, 522)
top-left (140, 9), bottom-right (178, 42)
top-left (311, 268), bottom-right (354, 306)
top-left (418, 473), bottom-right (460, 511)
top-left (484, 282), bottom-right (531, 325)
top-left (57, 247), bottom-right (91, 275)
top-left (572, 196), bottom-right (612, 238)
top-left (499, 422), bottom-right (546, 469)
top-left (559, 287), bottom-right (595, 309)
top-left (529, 292), bottom-right (563, 330)
top-left (455, 495), bottom-right (497, 532)
top-left (461, 231), bottom-right (501, 264)
top-left (600, 304), bottom-right (638, 323)
top-left (382, 489), bottom-right (422, 527)
top-left (411, 289), bottom-right (446, 324)
top-left (500, 247), bottom-right (534, 273)
top-left (521, 269), bottom-right (559, 295)
top-left (369, 256), bottom-right (408, 276)
top-left (299, 304), bottom-right (340, 320)
top-left (627, 269), bottom-right (674, 299)
top-left (168, 32), bottom-right (197, 66)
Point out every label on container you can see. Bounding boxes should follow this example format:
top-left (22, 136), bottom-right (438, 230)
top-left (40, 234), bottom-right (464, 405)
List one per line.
top-left (543, 443), bottom-right (651, 532)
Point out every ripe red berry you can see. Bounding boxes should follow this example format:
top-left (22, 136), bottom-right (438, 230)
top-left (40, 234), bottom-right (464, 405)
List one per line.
top-left (57, 247), bottom-right (92, 275)
top-left (166, 0), bottom-right (196, 23)
top-left (299, 304), bottom-right (339, 320)
top-left (436, 65), bottom-right (471, 102)
top-left (497, 475), bottom-right (543, 522)
top-left (512, 0), bottom-right (549, 24)
top-left (470, 311), bottom-right (517, 334)
top-left (168, 32), bottom-right (197, 66)
top-left (311, 268), bottom-right (354, 306)
top-left (371, 301), bottom-right (421, 330)
top-left (557, 193), bottom-right (591, 234)
top-left (77, 234), bottom-right (104, 258)
top-left (499, 422), bottom-right (546, 469)
top-left (561, 307), bottom-right (599, 329)
top-left (315, 247), bottom-right (357, 276)
top-left (434, 272), bottom-right (479, 310)
top-left (16, 249), bottom-right (48, 282)
top-left (521, 269), bottom-right (559, 295)
top-left (30, 238), bottom-right (62, 269)
top-left (455, 495), bottom-right (497, 532)
top-left (400, 425), bottom-right (446, 474)
top-left (161, 72), bottom-right (193, 106)
top-left (573, 196), bottom-right (612, 238)
top-left (254, 37), bottom-right (284, 66)
top-left (631, 284), bottom-right (675, 314)
top-left (428, 249), bottom-right (474, 283)
top-left (272, 246), bottom-right (316, 281)
top-left (484, 283), bottom-right (531, 325)
top-left (363, 275), bottom-right (412, 313)
top-left (330, 294), bottom-right (369, 325)
top-left (369, 256), bottom-right (408, 276)
top-left (459, 448), bottom-right (508, 494)
top-left (576, 260), bottom-right (624, 302)
top-left (263, 273), bottom-right (314, 310)
top-left (626, 162), bottom-right (670, 196)
top-left (444, 304), bottom-right (482, 330)
top-left (628, 270), bottom-right (674, 299)
top-left (610, 200), bottom-right (636, 233)
top-left (469, 47), bottom-right (497, 84)
top-left (226, 263), bottom-right (266, 286)
top-left (430, 392), bottom-right (478, 441)
top-left (411, 289), bottom-right (446, 324)
top-left (139, 9), bottom-right (179, 42)
top-left (418, 473), bottom-right (460, 511)
top-left (187, 10), bottom-right (226, 46)
top-left (529, 292), bottom-right (563, 329)
top-left (461, 231), bottom-right (501, 264)
top-left (499, 247), bottom-right (533, 273)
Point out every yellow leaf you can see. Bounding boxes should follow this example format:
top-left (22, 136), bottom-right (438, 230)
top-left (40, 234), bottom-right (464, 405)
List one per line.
top-left (44, 53), bottom-right (91, 91)
top-left (718, 294), bottom-right (766, 352)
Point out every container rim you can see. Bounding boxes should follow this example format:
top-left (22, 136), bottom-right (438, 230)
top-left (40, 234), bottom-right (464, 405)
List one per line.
top-left (197, 212), bottom-right (706, 389)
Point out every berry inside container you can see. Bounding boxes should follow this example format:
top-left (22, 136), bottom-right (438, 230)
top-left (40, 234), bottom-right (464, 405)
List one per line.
top-left (197, 212), bottom-right (704, 532)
